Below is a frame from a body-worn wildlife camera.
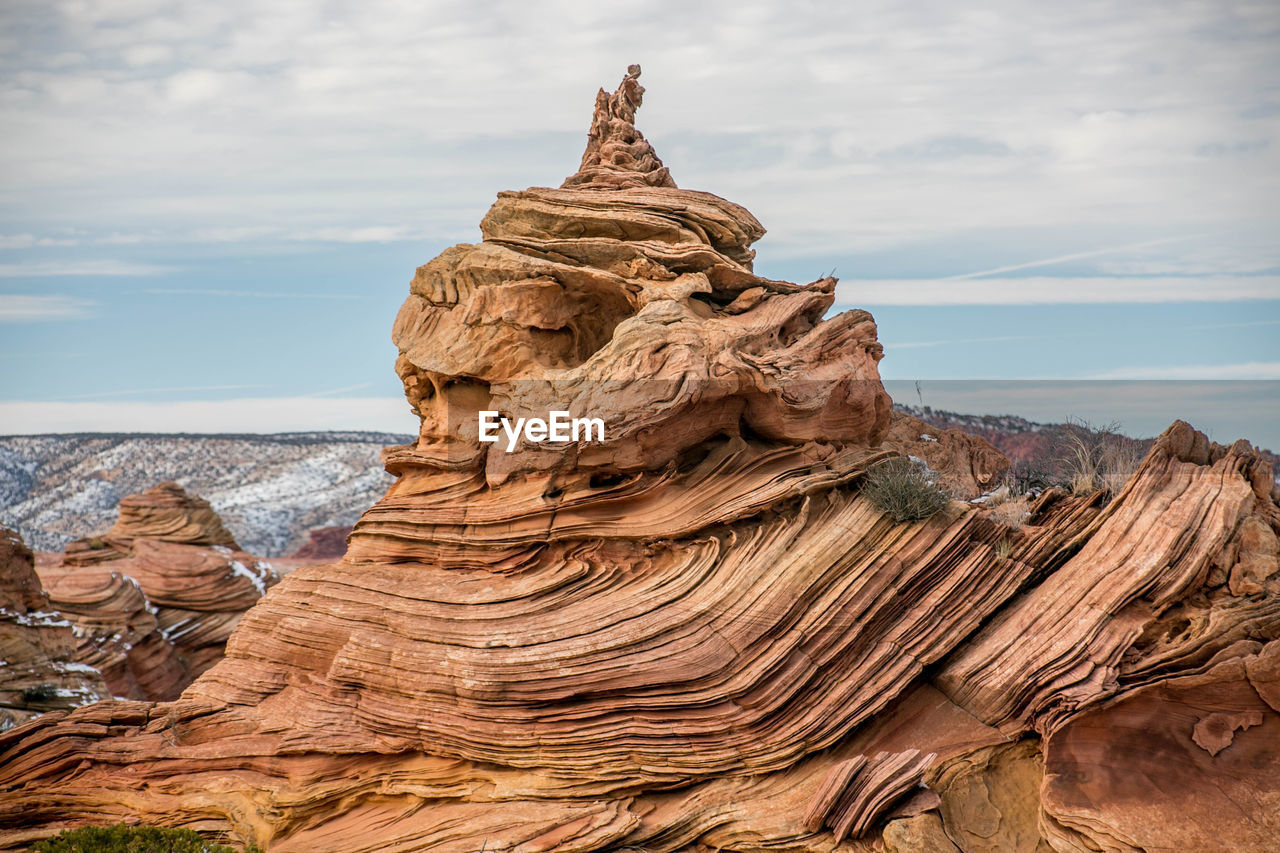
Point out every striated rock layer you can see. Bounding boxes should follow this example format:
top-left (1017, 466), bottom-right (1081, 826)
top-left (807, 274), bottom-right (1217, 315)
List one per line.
top-left (34, 483), bottom-right (279, 702)
top-left (0, 528), bottom-right (110, 731)
top-left (0, 68), bottom-right (1277, 853)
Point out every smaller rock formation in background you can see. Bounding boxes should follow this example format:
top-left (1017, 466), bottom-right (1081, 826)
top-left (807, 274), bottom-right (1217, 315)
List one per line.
top-left (0, 527), bottom-right (110, 731)
top-left (36, 483), bottom-right (278, 701)
top-left (884, 410), bottom-right (1009, 499)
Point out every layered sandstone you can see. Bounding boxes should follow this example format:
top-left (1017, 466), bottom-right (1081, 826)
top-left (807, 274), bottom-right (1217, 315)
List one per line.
top-left (0, 528), bottom-right (110, 731)
top-left (883, 410), bottom-right (1008, 499)
top-left (0, 68), bottom-right (1276, 853)
top-left (35, 483), bottom-right (278, 701)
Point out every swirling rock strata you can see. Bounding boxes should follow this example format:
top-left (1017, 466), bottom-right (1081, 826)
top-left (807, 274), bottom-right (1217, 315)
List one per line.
top-left (101, 481), bottom-right (238, 552)
top-left (0, 528), bottom-right (109, 731)
top-left (36, 566), bottom-right (186, 703)
top-left (0, 68), bottom-right (1277, 853)
top-left (35, 483), bottom-right (278, 701)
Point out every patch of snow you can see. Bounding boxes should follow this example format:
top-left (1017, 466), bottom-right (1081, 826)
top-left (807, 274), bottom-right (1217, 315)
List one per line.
top-left (160, 617), bottom-right (199, 642)
top-left (228, 559), bottom-right (269, 597)
top-left (52, 660), bottom-right (102, 674)
top-left (970, 486), bottom-right (1012, 505)
top-left (0, 608), bottom-right (71, 628)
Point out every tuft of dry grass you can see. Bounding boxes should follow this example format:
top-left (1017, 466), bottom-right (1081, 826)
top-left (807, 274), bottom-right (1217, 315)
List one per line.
top-left (861, 457), bottom-right (951, 523)
top-left (987, 495), bottom-right (1032, 530)
top-left (1060, 418), bottom-right (1144, 495)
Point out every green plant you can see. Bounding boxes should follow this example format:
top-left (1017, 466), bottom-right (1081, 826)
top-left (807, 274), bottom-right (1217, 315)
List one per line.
top-left (21, 684), bottom-right (57, 703)
top-left (33, 824), bottom-right (261, 853)
top-left (861, 457), bottom-right (951, 522)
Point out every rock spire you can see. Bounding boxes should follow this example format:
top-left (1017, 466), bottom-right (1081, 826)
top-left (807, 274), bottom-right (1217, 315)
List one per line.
top-left (562, 64), bottom-right (677, 190)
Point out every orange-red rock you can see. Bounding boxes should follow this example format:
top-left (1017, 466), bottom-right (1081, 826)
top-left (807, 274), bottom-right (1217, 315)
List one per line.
top-left (883, 410), bottom-right (1008, 499)
top-left (0, 68), bottom-right (1275, 853)
top-left (0, 528), bottom-right (110, 731)
top-left (34, 483), bottom-right (278, 701)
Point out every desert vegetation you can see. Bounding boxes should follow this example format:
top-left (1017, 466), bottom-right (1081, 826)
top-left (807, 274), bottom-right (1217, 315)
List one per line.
top-left (32, 824), bottom-right (259, 853)
top-left (1058, 418), bottom-right (1146, 495)
top-left (861, 457), bottom-right (952, 522)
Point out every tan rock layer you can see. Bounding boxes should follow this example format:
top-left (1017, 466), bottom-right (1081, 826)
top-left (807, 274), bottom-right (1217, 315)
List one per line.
top-left (562, 64), bottom-right (676, 190)
top-left (935, 421), bottom-right (1277, 737)
top-left (884, 410), bottom-right (1009, 500)
top-left (805, 749), bottom-right (937, 842)
top-left (90, 482), bottom-right (238, 555)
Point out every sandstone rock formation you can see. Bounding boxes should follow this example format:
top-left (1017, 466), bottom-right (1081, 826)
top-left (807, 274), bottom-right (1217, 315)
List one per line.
top-left (0, 67), bottom-right (1277, 853)
top-left (0, 528), bottom-right (110, 731)
top-left (884, 410), bottom-right (1008, 499)
top-left (34, 483), bottom-right (278, 701)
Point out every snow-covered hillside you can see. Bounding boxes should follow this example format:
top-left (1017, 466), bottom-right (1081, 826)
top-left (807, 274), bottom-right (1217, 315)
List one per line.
top-left (0, 432), bottom-right (413, 555)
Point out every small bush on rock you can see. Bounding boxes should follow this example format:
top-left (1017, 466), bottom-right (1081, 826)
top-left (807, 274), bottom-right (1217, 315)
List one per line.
top-left (861, 457), bottom-right (951, 522)
top-left (33, 824), bottom-right (259, 853)
top-left (21, 684), bottom-right (57, 703)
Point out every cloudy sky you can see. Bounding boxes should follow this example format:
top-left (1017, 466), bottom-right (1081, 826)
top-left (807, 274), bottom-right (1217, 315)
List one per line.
top-left (1, 0), bottom-right (1277, 445)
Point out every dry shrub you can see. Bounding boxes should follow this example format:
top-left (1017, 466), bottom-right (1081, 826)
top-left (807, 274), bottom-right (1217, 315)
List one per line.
top-left (988, 495), bottom-right (1031, 530)
top-left (1060, 418), bottom-right (1144, 495)
top-left (862, 457), bottom-right (951, 522)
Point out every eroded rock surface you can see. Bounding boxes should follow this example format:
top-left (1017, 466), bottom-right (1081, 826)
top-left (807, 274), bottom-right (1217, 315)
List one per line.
top-left (34, 483), bottom-right (278, 701)
top-left (0, 528), bottom-right (109, 731)
top-left (0, 68), bottom-right (1276, 853)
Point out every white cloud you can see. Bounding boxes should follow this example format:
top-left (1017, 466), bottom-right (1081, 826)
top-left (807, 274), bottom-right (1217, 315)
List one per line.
top-left (836, 275), bottom-right (1280, 305)
top-left (0, 0), bottom-right (1275, 262)
top-left (945, 236), bottom-right (1200, 280)
top-left (0, 234), bottom-right (79, 249)
top-left (305, 382), bottom-right (373, 397)
top-left (889, 333), bottom-right (1057, 349)
top-left (0, 397), bottom-right (417, 434)
top-left (121, 43), bottom-right (173, 66)
top-left (0, 294), bottom-right (93, 321)
top-left (1092, 362), bottom-right (1280, 380)
top-left (0, 260), bottom-right (176, 277)
top-left (62, 384), bottom-right (269, 399)
top-left (143, 288), bottom-right (359, 299)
